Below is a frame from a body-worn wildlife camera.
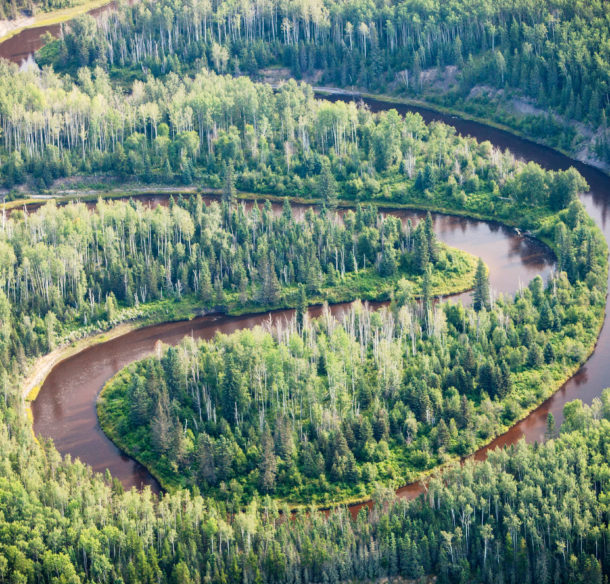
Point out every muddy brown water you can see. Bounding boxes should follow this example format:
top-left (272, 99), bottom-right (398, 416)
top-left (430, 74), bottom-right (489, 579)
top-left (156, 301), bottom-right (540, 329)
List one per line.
top-left (0, 2), bottom-right (116, 65)
top-left (22, 94), bottom-right (610, 509)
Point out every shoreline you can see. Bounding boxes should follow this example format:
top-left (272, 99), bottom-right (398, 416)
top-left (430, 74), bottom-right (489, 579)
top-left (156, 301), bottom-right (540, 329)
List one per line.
top-left (97, 286), bottom-right (606, 509)
top-left (9, 85), bottom-right (608, 511)
top-left (0, 0), bottom-right (115, 45)
top-left (312, 86), bottom-right (610, 177)
top-left (38, 193), bottom-right (596, 510)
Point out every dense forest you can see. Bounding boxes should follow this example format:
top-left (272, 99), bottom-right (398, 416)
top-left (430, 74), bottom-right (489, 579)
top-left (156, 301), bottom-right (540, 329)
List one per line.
top-left (100, 210), bottom-right (605, 504)
top-left (0, 62), bottom-right (590, 229)
top-left (1, 0), bottom-right (610, 581)
top-left (0, 192), bottom-right (484, 385)
top-left (3, 375), bottom-right (610, 582)
top-left (38, 0), bottom-right (610, 164)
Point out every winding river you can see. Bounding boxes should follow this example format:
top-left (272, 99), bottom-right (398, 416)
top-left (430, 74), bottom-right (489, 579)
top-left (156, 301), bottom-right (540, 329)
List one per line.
top-left (15, 92), bottom-right (610, 505)
top-left (0, 2), bottom-right (117, 65)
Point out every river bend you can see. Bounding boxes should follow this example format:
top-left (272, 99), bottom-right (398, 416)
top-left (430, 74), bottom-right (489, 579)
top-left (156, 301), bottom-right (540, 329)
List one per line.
top-left (28, 96), bottom-right (610, 504)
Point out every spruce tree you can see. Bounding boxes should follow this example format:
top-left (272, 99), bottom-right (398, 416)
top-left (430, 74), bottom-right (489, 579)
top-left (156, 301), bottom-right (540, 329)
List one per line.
top-left (222, 160), bottom-right (235, 205)
top-left (259, 427), bottom-right (277, 493)
top-left (316, 160), bottom-right (338, 209)
top-left (538, 300), bottom-right (554, 331)
top-left (473, 258), bottom-right (490, 311)
top-left (414, 224), bottom-right (429, 273)
top-left (424, 212), bottom-right (438, 262)
top-left (544, 342), bottom-right (556, 363)
top-left (421, 266), bottom-right (431, 316)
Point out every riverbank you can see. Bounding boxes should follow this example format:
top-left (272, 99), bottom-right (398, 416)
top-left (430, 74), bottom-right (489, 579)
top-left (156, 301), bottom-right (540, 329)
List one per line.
top-left (97, 274), bottom-right (607, 507)
top-left (15, 86), bottom-right (609, 510)
top-left (22, 298), bottom-right (210, 408)
top-left (313, 86), bottom-right (610, 177)
top-left (90, 194), bottom-right (606, 508)
top-left (22, 232), bottom-right (478, 403)
top-left (1, 185), bottom-right (552, 247)
top-left (0, 0), bottom-right (114, 44)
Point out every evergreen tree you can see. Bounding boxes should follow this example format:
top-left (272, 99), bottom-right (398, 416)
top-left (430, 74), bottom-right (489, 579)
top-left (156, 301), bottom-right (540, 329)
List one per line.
top-left (259, 427), bottom-right (277, 492)
top-left (316, 160), bottom-right (338, 209)
top-left (222, 160), bottom-right (236, 205)
top-left (473, 258), bottom-right (490, 311)
top-left (424, 212), bottom-right (439, 262)
top-left (379, 243), bottom-right (397, 276)
top-left (296, 285), bottom-right (307, 332)
top-left (421, 266), bottom-right (431, 316)
top-left (544, 413), bottom-right (556, 441)
top-left (414, 224), bottom-right (429, 273)
top-left (538, 300), bottom-right (554, 331)
top-left (198, 433), bottom-right (217, 486)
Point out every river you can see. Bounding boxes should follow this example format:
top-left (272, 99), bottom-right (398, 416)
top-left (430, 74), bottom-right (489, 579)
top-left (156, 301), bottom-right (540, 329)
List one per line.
top-left (0, 2), bottom-right (116, 65)
top-left (14, 92), bottom-right (610, 505)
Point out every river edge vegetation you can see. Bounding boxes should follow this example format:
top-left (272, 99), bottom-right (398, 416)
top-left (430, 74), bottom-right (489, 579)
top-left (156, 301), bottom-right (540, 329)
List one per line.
top-left (0, 0), bottom-right (114, 45)
top-left (96, 195), bottom-right (607, 505)
top-left (0, 0), bottom-right (109, 22)
top-left (20, 196), bottom-right (478, 404)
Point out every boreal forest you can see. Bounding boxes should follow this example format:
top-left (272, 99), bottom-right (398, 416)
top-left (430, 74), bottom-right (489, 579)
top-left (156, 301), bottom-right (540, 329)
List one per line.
top-left (0, 0), bottom-right (609, 583)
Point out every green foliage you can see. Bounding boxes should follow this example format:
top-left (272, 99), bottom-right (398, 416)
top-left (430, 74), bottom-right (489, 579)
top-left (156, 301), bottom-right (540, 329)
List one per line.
top-left (0, 0), bottom-right (89, 19)
top-left (0, 63), bottom-right (590, 224)
top-left (0, 11), bottom-right (607, 580)
top-left (38, 0), bottom-right (610, 165)
top-left (473, 258), bottom-right (489, 312)
top-left (99, 197), bottom-right (607, 506)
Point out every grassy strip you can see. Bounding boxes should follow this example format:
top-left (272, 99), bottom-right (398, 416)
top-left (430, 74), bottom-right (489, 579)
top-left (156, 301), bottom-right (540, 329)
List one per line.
top-left (0, 0), bottom-right (114, 44)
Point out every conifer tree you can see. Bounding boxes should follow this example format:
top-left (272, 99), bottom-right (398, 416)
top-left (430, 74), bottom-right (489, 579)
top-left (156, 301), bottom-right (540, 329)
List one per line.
top-left (316, 160), bottom-right (338, 209)
top-left (259, 427), bottom-right (277, 492)
top-left (473, 258), bottom-right (490, 311)
top-left (414, 224), bottom-right (429, 273)
top-left (222, 160), bottom-right (236, 206)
